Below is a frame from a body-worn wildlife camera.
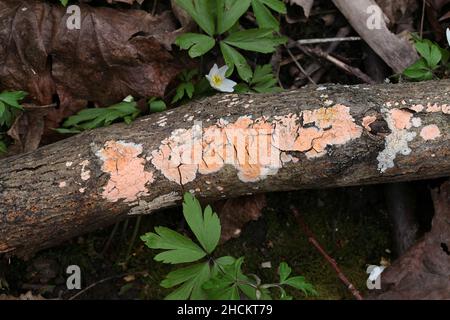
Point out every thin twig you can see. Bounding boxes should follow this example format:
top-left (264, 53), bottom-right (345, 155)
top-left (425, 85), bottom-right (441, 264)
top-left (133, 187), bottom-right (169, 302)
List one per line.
top-left (290, 206), bottom-right (364, 300)
top-left (102, 221), bottom-right (120, 255)
top-left (420, 0), bottom-right (426, 38)
top-left (125, 216), bottom-right (142, 262)
top-left (68, 271), bottom-right (148, 300)
top-left (298, 45), bottom-right (376, 84)
top-left (151, 0), bottom-right (158, 16)
top-left (284, 46), bottom-right (316, 85)
top-left (296, 37), bottom-right (361, 45)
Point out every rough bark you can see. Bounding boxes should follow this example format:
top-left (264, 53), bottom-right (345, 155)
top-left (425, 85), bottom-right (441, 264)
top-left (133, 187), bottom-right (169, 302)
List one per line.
top-left (1, 80), bottom-right (449, 257)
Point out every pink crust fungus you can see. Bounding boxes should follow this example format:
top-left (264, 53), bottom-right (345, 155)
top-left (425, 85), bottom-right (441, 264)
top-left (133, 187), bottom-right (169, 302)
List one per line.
top-left (420, 125), bottom-right (441, 141)
top-left (96, 140), bottom-right (154, 202)
top-left (151, 104), bottom-right (362, 184)
top-left (390, 109), bottom-right (413, 130)
top-left (362, 115), bottom-right (377, 132)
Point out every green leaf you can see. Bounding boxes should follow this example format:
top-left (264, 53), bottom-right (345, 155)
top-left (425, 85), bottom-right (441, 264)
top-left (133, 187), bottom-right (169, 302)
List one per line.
top-left (59, 0), bottom-right (69, 6)
top-left (403, 58), bottom-right (433, 81)
top-left (161, 262), bottom-right (211, 300)
top-left (203, 257), bottom-right (248, 300)
top-left (220, 42), bottom-right (253, 82)
top-left (0, 101), bottom-right (5, 119)
top-left (175, 0), bottom-right (216, 36)
top-left (278, 262), bottom-right (292, 283)
top-left (183, 192), bottom-right (221, 254)
top-left (0, 139), bottom-right (7, 154)
top-left (175, 33), bottom-right (216, 58)
top-left (282, 276), bottom-right (317, 296)
top-left (216, 0), bottom-right (251, 34)
top-left (59, 100), bottom-right (140, 132)
top-left (224, 28), bottom-right (287, 53)
top-left (251, 0), bottom-right (280, 31)
top-left (0, 91), bottom-right (27, 110)
top-left (141, 227), bottom-right (207, 264)
top-left (248, 64), bottom-right (282, 93)
top-left (415, 39), bottom-right (442, 68)
top-left (259, 0), bottom-right (287, 13)
top-left (148, 98), bottom-right (167, 113)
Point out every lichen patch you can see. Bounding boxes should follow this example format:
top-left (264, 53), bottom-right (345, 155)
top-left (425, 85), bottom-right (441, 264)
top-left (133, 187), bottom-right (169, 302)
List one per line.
top-left (97, 140), bottom-right (154, 203)
top-left (80, 160), bottom-right (91, 181)
top-left (377, 108), bottom-right (417, 173)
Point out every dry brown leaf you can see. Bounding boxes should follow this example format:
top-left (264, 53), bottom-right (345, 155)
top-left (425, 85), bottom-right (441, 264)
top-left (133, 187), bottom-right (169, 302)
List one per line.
top-left (369, 180), bottom-right (450, 300)
top-left (214, 194), bottom-right (267, 243)
top-left (375, 0), bottom-right (418, 32)
top-left (287, 0), bottom-right (314, 18)
top-left (0, 0), bottom-right (184, 133)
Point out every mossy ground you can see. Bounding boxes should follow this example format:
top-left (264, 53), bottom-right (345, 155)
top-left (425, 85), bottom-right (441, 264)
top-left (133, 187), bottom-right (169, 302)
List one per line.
top-left (2, 186), bottom-right (393, 300)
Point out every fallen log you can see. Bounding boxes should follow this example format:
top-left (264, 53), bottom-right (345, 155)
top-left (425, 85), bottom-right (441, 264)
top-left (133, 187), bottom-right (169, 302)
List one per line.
top-left (1, 80), bottom-right (449, 257)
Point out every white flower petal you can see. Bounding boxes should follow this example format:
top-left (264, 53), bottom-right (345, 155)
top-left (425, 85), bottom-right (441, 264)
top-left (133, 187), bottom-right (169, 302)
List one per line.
top-left (217, 78), bottom-right (237, 93)
top-left (447, 28), bottom-right (450, 47)
top-left (218, 65), bottom-right (229, 77)
top-left (209, 64), bottom-right (219, 77)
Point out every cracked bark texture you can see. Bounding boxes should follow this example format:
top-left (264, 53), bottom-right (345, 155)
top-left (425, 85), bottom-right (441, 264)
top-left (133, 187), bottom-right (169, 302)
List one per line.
top-left (1, 80), bottom-right (450, 257)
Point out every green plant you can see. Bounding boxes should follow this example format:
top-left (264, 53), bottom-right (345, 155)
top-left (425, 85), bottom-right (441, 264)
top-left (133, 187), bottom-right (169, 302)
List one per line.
top-left (56, 96), bottom-right (140, 133)
top-left (59, 0), bottom-right (69, 6)
top-left (141, 192), bottom-right (316, 300)
top-left (235, 64), bottom-right (282, 93)
top-left (174, 0), bottom-right (287, 84)
top-left (403, 36), bottom-right (450, 81)
top-left (0, 90), bottom-right (27, 154)
top-left (148, 98), bottom-right (167, 113)
top-left (172, 70), bottom-right (198, 104)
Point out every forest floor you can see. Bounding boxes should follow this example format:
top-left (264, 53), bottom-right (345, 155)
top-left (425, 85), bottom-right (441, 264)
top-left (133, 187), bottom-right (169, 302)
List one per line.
top-left (1, 182), bottom-right (434, 300)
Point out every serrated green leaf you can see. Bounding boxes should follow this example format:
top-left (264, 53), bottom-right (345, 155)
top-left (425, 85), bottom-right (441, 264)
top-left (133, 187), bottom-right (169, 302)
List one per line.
top-left (175, 0), bottom-right (216, 36)
top-left (278, 262), bottom-right (292, 283)
top-left (163, 262), bottom-right (211, 300)
top-left (141, 227), bottom-right (206, 264)
top-left (216, 0), bottom-right (251, 34)
top-left (176, 33), bottom-right (216, 58)
top-left (183, 193), bottom-right (221, 254)
top-left (220, 42), bottom-right (253, 82)
top-left (224, 28), bottom-right (287, 53)
top-left (203, 257), bottom-right (247, 300)
top-left (251, 0), bottom-right (279, 31)
top-left (283, 276), bottom-right (317, 296)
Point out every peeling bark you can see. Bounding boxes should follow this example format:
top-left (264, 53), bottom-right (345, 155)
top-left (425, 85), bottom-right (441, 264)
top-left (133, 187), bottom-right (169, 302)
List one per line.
top-left (1, 80), bottom-right (450, 257)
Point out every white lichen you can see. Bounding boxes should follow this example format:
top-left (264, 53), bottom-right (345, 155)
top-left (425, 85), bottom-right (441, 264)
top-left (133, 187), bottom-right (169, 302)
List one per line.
top-left (377, 108), bottom-right (417, 173)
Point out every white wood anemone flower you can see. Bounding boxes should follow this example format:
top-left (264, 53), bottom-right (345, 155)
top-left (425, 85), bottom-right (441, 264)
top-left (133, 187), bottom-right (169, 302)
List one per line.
top-left (206, 64), bottom-right (237, 93)
top-left (447, 28), bottom-right (450, 47)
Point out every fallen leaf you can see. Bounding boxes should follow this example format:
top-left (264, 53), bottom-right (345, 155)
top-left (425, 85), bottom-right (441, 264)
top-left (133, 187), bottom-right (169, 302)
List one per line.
top-left (214, 194), bottom-right (267, 243)
top-left (0, 1), bottom-right (184, 133)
